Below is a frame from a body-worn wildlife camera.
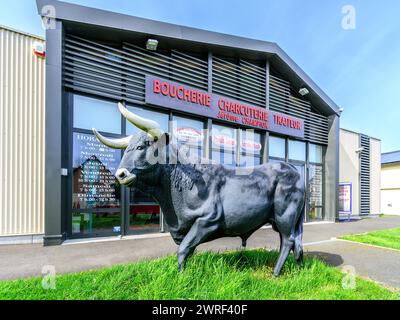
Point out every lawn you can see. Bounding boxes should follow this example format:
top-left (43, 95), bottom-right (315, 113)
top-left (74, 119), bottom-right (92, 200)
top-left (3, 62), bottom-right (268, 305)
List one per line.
top-left (0, 249), bottom-right (398, 300)
top-left (341, 227), bottom-right (400, 250)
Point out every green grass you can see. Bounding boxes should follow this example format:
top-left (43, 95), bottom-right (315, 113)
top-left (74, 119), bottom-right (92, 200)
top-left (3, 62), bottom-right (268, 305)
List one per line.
top-left (341, 227), bottom-right (400, 251)
top-left (0, 249), bottom-right (398, 300)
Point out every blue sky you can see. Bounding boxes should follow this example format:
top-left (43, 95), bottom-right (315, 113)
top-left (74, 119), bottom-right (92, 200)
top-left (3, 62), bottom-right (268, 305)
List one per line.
top-left (1, 0), bottom-right (399, 152)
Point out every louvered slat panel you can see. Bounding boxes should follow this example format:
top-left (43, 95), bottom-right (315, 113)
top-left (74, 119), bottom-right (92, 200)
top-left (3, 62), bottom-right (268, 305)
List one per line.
top-left (63, 35), bottom-right (208, 104)
top-left (360, 135), bottom-right (371, 215)
top-left (269, 75), bottom-right (329, 145)
top-left (212, 56), bottom-right (266, 107)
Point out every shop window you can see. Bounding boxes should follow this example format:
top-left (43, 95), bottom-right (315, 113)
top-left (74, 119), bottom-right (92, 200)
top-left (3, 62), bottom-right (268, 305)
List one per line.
top-left (172, 116), bottom-right (205, 163)
top-left (126, 107), bottom-right (169, 235)
top-left (269, 136), bottom-right (286, 160)
top-left (72, 212), bottom-right (121, 236)
top-left (212, 124), bottom-right (237, 167)
top-left (239, 129), bottom-right (262, 167)
top-left (309, 144), bottom-right (323, 164)
top-left (73, 95), bottom-right (121, 134)
top-left (288, 140), bottom-right (306, 162)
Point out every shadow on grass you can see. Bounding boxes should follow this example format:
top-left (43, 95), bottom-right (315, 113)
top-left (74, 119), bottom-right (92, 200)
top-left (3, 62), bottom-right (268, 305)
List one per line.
top-left (217, 249), bottom-right (280, 271)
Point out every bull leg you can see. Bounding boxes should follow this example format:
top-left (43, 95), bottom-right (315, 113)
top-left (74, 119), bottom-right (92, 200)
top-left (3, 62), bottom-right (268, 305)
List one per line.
top-left (240, 231), bottom-right (253, 249)
top-left (177, 217), bottom-right (219, 272)
top-left (273, 201), bottom-right (301, 276)
top-left (273, 236), bottom-right (294, 277)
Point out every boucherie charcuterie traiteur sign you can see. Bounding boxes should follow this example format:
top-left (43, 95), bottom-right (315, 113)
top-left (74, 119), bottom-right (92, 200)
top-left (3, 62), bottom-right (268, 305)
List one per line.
top-left (145, 75), bottom-right (304, 138)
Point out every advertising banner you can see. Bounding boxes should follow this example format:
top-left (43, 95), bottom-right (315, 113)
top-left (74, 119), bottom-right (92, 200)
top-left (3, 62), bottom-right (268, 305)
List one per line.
top-left (339, 183), bottom-right (352, 214)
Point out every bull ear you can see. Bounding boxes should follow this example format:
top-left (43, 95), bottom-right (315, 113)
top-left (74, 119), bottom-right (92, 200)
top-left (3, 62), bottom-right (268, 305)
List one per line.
top-left (118, 103), bottom-right (163, 139)
top-left (93, 128), bottom-right (132, 149)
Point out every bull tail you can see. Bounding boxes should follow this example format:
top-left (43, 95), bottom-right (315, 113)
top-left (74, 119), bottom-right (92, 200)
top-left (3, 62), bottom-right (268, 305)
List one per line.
top-left (293, 203), bottom-right (305, 264)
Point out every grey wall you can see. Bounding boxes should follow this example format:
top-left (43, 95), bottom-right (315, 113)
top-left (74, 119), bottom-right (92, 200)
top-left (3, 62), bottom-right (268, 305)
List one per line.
top-left (325, 114), bottom-right (340, 221)
top-left (44, 20), bottom-right (64, 245)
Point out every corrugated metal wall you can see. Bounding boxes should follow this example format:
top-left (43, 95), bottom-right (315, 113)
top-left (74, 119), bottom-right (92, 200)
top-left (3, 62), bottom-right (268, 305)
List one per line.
top-left (0, 27), bottom-right (45, 236)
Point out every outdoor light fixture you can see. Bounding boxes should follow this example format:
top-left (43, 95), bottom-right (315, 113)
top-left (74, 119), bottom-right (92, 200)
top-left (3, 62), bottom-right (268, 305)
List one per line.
top-left (32, 41), bottom-right (46, 58)
top-left (299, 87), bottom-right (309, 96)
top-left (146, 39), bottom-right (159, 51)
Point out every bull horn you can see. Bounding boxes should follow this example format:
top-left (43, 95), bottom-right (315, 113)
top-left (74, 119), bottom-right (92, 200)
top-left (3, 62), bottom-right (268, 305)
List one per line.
top-left (92, 128), bottom-right (132, 149)
top-left (118, 102), bottom-right (163, 139)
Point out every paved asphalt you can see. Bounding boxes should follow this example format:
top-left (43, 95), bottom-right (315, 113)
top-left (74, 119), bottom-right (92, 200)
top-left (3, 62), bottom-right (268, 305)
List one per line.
top-left (0, 216), bottom-right (399, 288)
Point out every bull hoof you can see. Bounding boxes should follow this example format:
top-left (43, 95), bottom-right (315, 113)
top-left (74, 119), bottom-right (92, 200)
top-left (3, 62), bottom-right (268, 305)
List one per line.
top-left (296, 260), bottom-right (304, 268)
top-left (178, 263), bottom-right (185, 272)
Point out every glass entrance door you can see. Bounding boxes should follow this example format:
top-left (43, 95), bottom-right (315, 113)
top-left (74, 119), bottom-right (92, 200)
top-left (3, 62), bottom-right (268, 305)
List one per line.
top-left (70, 95), bottom-right (124, 238)
top-left (308, 144), bottom-right (324, 221)
top-left (71, 131), bottom-right (122, 238)
top-left (126, 188), bottom-right (161, 235)
top-left (124, 105), bottom-right (169, 235)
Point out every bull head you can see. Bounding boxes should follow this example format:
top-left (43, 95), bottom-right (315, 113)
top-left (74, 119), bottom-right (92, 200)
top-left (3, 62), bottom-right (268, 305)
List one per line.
top-left (93, 102), bottom-right (165, 186)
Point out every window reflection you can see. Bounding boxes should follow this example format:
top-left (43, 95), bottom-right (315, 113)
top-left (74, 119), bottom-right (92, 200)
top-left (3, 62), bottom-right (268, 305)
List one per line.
top-left (239, 129), bottom-right (262, 167)
top-left (269, 136), bottom-right (286, 160)
top-left (172, 116), bottom-right (204, 163)
top-left (212, 124), bottom-right (237, 167)
top-left (288, 140), bottom-right (306, 161)
top-left (73, 95), bottom-right (121, 134)
top-left (309, 144), bottom-right (323, 164)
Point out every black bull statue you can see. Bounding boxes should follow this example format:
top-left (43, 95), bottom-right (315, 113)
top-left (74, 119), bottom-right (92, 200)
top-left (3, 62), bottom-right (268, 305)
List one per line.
top-left (93, 103), bottom-right (306, 276)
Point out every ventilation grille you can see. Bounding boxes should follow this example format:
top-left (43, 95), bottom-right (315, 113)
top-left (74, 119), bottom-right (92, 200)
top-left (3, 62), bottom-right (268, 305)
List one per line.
top-left (360, 135), bottom-right (371, 215)
top-left (63, 35), bottom-right (208, 105)
top-left (269, 75), bottom-right (329, 145)
top-left (212, 56), bottom-right (266, 107)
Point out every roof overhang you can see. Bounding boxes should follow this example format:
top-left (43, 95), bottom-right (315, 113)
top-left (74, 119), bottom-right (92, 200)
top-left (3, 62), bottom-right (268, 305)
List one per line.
top-left (36, 0), bottom-right (340, 116)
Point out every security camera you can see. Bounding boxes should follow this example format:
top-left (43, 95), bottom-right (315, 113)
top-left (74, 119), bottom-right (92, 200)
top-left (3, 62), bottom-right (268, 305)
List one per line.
top-left (355, 147), bottom-right (364, 153)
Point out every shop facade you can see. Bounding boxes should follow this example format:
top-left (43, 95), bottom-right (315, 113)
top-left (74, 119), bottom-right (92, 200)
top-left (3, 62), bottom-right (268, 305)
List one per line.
top-left (36, 0), bottom-right (340, 245)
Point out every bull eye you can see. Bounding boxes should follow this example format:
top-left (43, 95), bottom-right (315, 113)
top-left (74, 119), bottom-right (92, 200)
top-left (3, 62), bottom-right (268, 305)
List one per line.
top-left (136, 146), bottom-right (144, 150)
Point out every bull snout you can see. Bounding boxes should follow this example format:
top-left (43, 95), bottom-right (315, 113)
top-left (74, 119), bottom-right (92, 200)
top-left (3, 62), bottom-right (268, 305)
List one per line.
top-left (115, 168), bottom-right (136, 186)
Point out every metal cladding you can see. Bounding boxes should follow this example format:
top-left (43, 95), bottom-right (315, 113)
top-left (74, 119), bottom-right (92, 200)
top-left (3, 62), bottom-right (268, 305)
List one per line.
top-left (0, 27), bottom-right (45, 236)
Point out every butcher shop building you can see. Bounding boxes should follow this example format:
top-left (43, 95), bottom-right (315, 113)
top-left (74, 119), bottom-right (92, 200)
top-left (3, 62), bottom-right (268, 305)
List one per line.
top-left (1, 0), bottom-right (342, 245)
